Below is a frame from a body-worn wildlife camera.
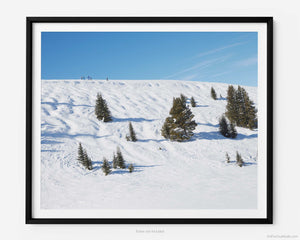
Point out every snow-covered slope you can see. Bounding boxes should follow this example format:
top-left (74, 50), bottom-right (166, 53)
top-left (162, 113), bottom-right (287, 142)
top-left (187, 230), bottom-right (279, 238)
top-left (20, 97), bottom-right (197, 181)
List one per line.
top-left (41, 80), bottom-right (257, 209)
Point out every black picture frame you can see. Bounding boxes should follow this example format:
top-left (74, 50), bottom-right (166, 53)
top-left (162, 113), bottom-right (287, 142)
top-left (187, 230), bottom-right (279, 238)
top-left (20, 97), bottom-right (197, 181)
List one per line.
top-left (26, 16), bottom-right (273, 224)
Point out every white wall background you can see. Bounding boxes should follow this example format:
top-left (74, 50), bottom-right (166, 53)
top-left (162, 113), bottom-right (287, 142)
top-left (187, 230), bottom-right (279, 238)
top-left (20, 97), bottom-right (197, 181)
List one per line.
top-left (0, 0), bottom-right (299, 239)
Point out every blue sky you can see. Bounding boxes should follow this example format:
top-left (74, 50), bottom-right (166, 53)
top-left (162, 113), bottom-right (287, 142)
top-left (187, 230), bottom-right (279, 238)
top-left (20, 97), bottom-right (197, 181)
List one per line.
top-left (42, 32), bottom-right (257, 86)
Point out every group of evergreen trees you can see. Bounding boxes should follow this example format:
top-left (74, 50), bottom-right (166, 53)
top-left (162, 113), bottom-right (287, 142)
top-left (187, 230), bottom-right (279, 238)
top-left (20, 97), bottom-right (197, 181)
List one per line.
top-left (77, 143), bottom-right (133, 175)
top-left (77, 143), bottom-right (93, 170)
top-left (219, 115), bottom-right (237, 138)
top-left (225, 85), bottom-right (257, 130)
top-left (225, 151), bottom-right (244, 167)
top-left (161, 94), bottom-right (197, 142)
top-left (103, 147), bottom-right (130, 175)
top-left (95, 93), bottom-right (113, 122)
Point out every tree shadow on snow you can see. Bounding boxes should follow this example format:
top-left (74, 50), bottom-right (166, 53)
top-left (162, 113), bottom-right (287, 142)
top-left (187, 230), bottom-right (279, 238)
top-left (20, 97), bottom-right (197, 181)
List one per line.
top-left (112, 117), bottom-right (157, 123)
top-left (192, 131), bottom-right (257, 141)
top-left (41, 132), bottom-right (110, 139)
top-left (228, 161), bottom-right (257, 167)
top-left (41, 139), bottom-right (64, 145)
top-left (90, 162), bottom-right (159, 174)
top-left (197, 122), bottom-right (219, 128)
top-left (41, 149), bottom-right (63, 152)
top-left (138, 138), bottom-right (166, 143)
top-left (196, 104), bottom-right (209, 107)
top-left (217, 97), bottom-right (227, 101)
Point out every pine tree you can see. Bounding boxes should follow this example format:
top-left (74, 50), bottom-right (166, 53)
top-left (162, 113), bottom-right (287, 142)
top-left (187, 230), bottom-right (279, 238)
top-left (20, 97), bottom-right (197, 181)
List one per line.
top-left (180, 94), bottom-right (187, 106)
top-left (228, 123), bottom-right (237, 139)
top-left (225, 85), bottom-right (257, 129)
top-left (219, 115), bottom-right (229, 137)
top-left (128, 164), bottom-right (134, 173)
top-left (77, 143), bottom-right (93, 170)
top-left (82, 149), bottom-right (89, 169)
top-left (102, 157), bottom-right (111, 175)
top-left (236, 151), bottom-right (244, 167)
top-left (161, 117), bottom-right (172, 139)
top-left (95, 93), bottom-right (113, 122)
top-left (219, 115), bottom-right (238, 138)
top-left (77, 143), bottom-right (85, 165)
top-left (102, 101), bottom-right (112, 122)
top-left (95, 93), bottom-right (104, 121)
top-left (190, 97), bottom-right (196, 107)
top-left (82, 149), bottom-right (93, 170)
top-left (226, 152), bottom-right (230, 163)
top-left (225, 85), bottom-right (237, 123)
top-left (161, 96), bottom-right (197, 142)
top-left (116, 147), bottom-right (126, 169)
top-left (128, 122), bottom-right (137, 142)
top-left (211, 87), bottom-right (217, 100)
top-left (112, 152), bottom-right (118, 168)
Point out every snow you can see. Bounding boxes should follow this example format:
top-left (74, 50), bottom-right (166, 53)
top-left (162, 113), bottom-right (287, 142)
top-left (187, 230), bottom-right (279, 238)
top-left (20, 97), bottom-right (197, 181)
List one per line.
top-left (41, 80), bottom-right (257, 209)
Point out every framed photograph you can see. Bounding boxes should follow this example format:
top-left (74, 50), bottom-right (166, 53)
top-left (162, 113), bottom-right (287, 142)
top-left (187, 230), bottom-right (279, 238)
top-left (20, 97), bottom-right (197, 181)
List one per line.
top-left (26, 17), bottom-right (273, 224)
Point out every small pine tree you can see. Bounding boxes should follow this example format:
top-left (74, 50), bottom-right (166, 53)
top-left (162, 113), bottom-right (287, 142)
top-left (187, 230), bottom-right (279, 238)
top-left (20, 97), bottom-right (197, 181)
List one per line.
top-left (226, 152), bottom-right (230, 163)
top-left (228, 123), bottom-right (237, 139)
top-left (95, 93), bottom-right (113, 122)
top-left (128, 164), bottom-right (134, 173)
top-left (102, 157), bottom-right (111, 175)
top-left (80, 148), bottom-right (93, 170)
top-left (77, 143), bottom-right (85, 165)
top-left (112, 152), bottom-right (118, 169)
top-left (161, 96), bottom-right (197, 142)
top-left (180, 94), bottom-right (187, 106)
top-left (219, 115), bottom-right (229, 137)
top-left (219, 115), bottom-right (238, 138)
top-left (128, 122), bottom-right (137, 142)
top-left (95, 93), bottom-right (104, 121)
top-left (102, 101), bottom-right (112, 122)
top-left (116, 147), bottom-right (126, 169)
top-left (236, 151), bottom-right (244, 167)
top-left (190, 97), bottom-right (196, 107)
top-left (211, 87), bottom-right (217, 100)
top-left (82, 149), bottom-right (89, 169)
top-left (161, 117), bottom-right (172, 139)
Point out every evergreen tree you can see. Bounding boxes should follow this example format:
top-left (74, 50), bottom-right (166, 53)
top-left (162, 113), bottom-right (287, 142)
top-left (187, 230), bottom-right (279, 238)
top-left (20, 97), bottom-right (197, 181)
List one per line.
top-left (79, 148), bottom-right (92, 170)
top-left (226, 152), bottom-right (230, 163)
top-left (77, 143), bottom-right (85, 165)
top-left (228, 123), bottom-right (237, 139)
top-left (225, 85), bottom-right (257, 129)
top-left (236, 151), bottom-right (244, 167)
top-left (112, 152), bottom-right (118, 169)
top-left (211, 87), bottom-right (217, 100)
top-left (180, 94), bottom-right (187, 106)
top-left (116, 147), bottom-right (126, 169)
top-left (219, 115), bottom-right (238, 138)
top-left (219, 115), bottom-right (229, 137)
top-left (128, 122), bottom-right (137, 142)
top-left (161, 117), bottom-right (172, 139)
top-left (102, 157), bottom-right (111, 175)
top-left (95, 93), bottom-right (113, 122)
top-left (128, 164), bottom-right (134, 173)
top-left (95, 93), bottom-right (104, 121)
top-left (161, 96), bottom-right (197, 142)
top-left (77, 143), bottom-right (93, 170)
top-left (225, 85), bottom-right (237, 123)
top-left (190, 96), bottom-right (196, 107)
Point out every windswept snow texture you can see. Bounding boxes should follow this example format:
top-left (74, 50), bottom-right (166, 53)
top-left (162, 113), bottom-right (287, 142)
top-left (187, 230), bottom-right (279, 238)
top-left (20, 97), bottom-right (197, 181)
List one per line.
top-left (41, 80), bottom-right (257, 209)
